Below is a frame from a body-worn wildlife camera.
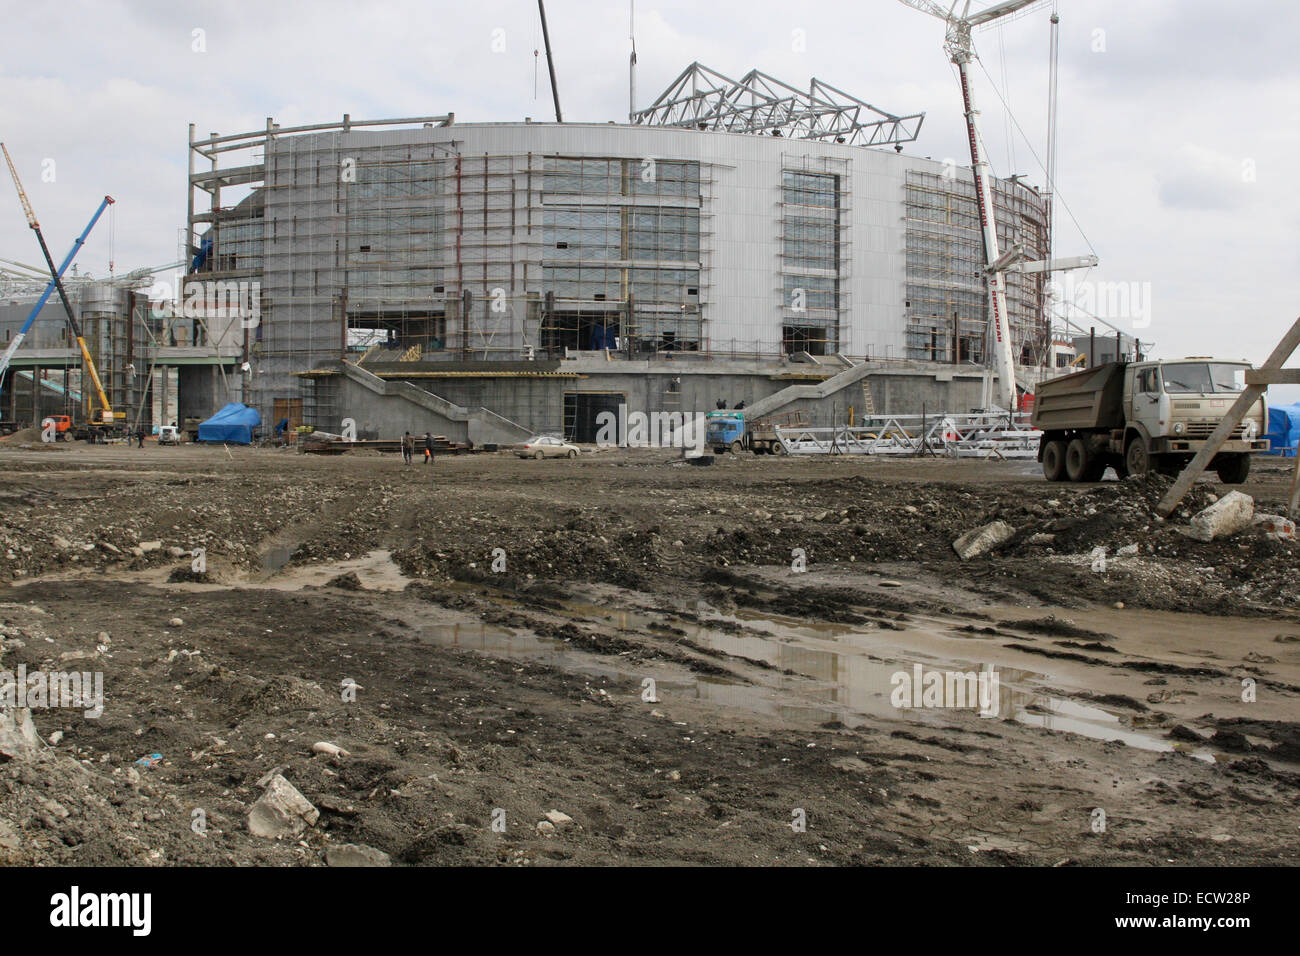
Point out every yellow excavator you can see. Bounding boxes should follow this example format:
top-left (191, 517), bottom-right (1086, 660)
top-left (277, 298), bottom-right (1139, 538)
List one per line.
top-left (1, 142), bottom-right (119, 431)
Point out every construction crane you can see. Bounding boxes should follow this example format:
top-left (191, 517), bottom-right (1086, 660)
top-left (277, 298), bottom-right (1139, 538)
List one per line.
top-left (897, 0), bottom-right (1096, 411)
top-left (0, 194), bottom-right (115, 387)
top-left (537, 0), bottom-right (563, 122)
top-left (1, 142), bottom-right (119, 427)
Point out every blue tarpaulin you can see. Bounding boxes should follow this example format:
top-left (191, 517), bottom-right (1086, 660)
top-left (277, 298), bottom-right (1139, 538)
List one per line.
top-left (1264, 404), bottom-right (1300, 457)
top-left (196, 403), bottom-right (261, 444)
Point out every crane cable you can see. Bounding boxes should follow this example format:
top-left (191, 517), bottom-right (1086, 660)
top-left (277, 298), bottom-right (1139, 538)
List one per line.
top-left (998, 28), bottom-right (1017, 173)
top-left (972, 48), bottom-right (1097, 259)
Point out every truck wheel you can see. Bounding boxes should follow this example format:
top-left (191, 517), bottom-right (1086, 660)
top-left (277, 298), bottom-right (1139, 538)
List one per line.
top-left (1042, 440), bottom-right (1067, 482)
top-left (771, 442), bottom-right (787, 456)
top-left (1215, 454), bottom-right (1251, 484)
top-left (730, 440), bottom-right (743, 455)
top-left (1065, 438), bottom-right (1094, 482)
top-left (1125, 437), bottom-right (1149, 478)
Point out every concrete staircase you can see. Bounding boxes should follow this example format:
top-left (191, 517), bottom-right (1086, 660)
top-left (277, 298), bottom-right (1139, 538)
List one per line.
top-left (340, 363), bottom-right (533, 445)
top-left (742, 361), bottom-right (878, 421)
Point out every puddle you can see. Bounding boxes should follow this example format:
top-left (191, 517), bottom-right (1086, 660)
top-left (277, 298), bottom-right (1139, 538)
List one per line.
top-left (258, 549), bottom-right (412, 591)
top-left (412, 619), bottom-right (869, 727)
top-left (458, 590), bottom-right (1219, 758)
top-left (1017, 698), bottom-right (1215, 763)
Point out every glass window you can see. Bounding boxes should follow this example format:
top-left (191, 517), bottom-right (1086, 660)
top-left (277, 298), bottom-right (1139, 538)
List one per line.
top-left (1210, 364), bottom-right (1247, 393)
top-left (783, 274), bottom-right (839, 312)
top-left (1160, 363), bottom-right (1248, 394)
top-left (783, 171), bottom-right (838, 207)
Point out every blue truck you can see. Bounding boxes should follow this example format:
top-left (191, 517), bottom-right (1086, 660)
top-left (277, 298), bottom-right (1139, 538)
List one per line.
top-left (705, 409), bottom-right (804, 455)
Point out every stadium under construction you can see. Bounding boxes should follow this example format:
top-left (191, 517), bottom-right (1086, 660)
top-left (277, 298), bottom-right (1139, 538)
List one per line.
top-left (1, 62), bottom-right (1084, 444)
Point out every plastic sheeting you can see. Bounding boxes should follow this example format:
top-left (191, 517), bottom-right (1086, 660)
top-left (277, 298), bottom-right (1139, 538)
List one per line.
top-left (196, 403), bottom-right (261, 445)
top-left (1264, 404), bottom-right (1300, 457)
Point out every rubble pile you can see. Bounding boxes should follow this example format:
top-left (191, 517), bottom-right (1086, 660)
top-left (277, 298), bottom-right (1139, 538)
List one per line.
top-left (0, 479), bottom-right (386, 584)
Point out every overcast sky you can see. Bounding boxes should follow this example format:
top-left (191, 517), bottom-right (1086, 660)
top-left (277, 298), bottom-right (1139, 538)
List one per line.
top-left (2, 0), bottom-right (1297, 382)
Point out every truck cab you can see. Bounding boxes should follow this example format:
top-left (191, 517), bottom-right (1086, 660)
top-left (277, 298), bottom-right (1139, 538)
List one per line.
top-left (1122, 359), bottom-right (1267, 482)
top-left (43, 414), bottom-right (74, 442)
top-left (705, 412), bottom-right (746, 455)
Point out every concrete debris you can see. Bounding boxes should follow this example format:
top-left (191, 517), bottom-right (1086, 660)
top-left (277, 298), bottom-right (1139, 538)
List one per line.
top-left (311, 741), bottom-right (350, 758)
top-left (247, 774), bottom-right (320, 839)
top-left (325, 843), bottom-right (392, 867)
top-left (0, 819), bottom-right (20, 852)
top-left (543, 809), bottom-right (573, 827)
top-left (1253, 513), bottom-right (1297, 542)
top-left (1116, 543), bottom-right (1140, 557)
top-left (0, 709), bottom-right (40, 761)
top-left (1184, 491), bottom-right (1254, 542)
top-left (952, 521), bottom-right (1016, 560)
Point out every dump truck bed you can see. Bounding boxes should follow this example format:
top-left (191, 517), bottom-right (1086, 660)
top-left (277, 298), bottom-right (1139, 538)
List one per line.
top-left (1031, 362), bottom-right (1126, 432)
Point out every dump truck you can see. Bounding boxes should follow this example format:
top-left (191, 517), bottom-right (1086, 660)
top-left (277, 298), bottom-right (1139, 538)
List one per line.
top-left (705, 409), bottom-right (805, 455)
top-left (1031, 359), bottom-right (1269, 483)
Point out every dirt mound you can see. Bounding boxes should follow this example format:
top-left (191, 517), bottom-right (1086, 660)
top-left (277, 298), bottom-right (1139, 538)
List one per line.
top-left (0, 427), bottom-right (42, 444)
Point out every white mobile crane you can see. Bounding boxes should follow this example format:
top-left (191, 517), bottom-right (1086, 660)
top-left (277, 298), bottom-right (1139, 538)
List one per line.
top-left (897, 0), bottom-right (1098, 410)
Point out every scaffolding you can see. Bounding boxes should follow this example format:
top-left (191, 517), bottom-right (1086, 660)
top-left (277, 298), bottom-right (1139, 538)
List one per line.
top-left (536, 154), bottom-right (713, 357)
top-left (187, 115), bottom-right (724, 413)
top-left (778, 153), bottom-right (851, 356)
top-left (903, 168), bottom-right (1049, 368)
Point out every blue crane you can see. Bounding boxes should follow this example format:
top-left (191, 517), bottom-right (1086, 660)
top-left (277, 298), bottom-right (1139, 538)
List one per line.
top-left (0, 192), bottom-right (115, 396)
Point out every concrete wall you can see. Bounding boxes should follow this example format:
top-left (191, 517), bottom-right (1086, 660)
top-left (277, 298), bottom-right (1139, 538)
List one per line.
top-left (330, 357), bottom-right (1005, 440)
top-left (416, 378), bottom-right (564, 436)
top-left (323, 365), bottom-right (534, 446)
top-left (0, 299), bottom-right (74, 349)
top-left (867, 370), bottom-right (990, 417)
top-left (178, 365), bottom-right (229, 425)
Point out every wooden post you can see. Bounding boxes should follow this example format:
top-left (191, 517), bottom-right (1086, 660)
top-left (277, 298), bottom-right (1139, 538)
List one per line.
top-left (1156, 315), bottom-right (1300, 516)
top-left (1289, 453), bottom-right (1300, 519)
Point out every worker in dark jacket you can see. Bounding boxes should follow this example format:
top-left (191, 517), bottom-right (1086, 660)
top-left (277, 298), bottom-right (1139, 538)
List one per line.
top-left (402, 431), bottom-right (414, 465)
top-left (424, 432), bottom-right (434, 464)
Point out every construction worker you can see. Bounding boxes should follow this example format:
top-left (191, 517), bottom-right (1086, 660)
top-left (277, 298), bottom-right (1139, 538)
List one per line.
top-left (402, 431), bottom-right (414, 465)
top-left (424, 432), bottom-right (434, 464)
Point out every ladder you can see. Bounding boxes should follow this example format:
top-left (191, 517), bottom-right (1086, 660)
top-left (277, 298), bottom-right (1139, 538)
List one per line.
top-left (860, 379), bottom-right (876, 418)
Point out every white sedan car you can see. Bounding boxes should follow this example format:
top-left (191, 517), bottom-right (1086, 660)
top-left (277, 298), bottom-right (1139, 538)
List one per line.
top-left (517, 436), bottom-right (580, 459)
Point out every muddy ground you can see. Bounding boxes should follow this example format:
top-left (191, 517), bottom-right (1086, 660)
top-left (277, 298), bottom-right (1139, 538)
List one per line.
top-left (0, 442), bottom-right (1297, 866)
